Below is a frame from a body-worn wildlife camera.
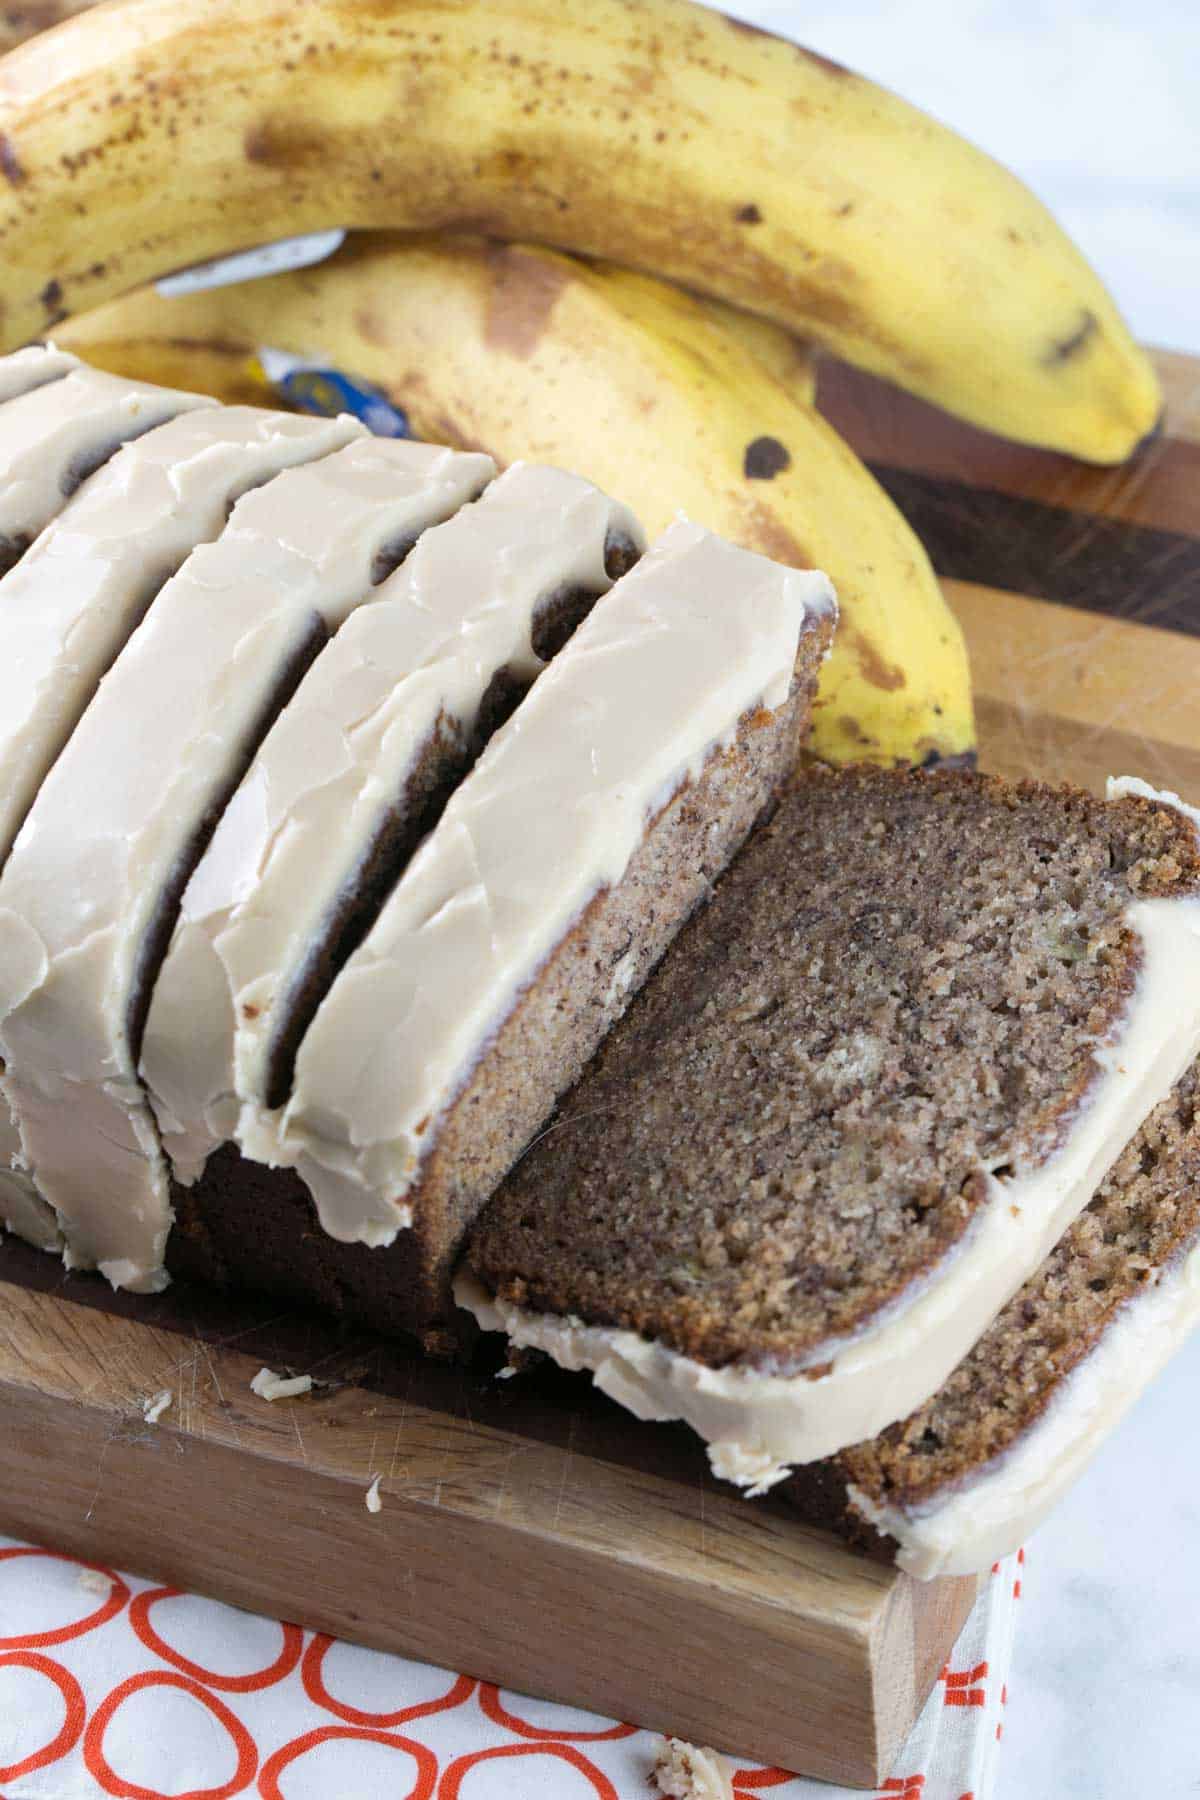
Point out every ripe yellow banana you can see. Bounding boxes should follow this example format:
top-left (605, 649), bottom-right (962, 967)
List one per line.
top-left (59, 233), bottom-right (975, 769)
top-left (0, 0), bottom-right (1157, 461)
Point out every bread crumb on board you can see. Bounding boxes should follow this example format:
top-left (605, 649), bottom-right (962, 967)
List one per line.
top-left (365, 1474), bottom-right (383, 1514)
top-left (250, 1367), bottom-right (314, 1402)
top-left (142, 1388), bottom-right (172, 1424)
top-left (77, 1567), bottom-right (113, 1596)
top-left (651, 1736), bottom-right (736, 1799)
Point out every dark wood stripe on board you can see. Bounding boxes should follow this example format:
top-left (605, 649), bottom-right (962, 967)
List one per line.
top-left (877, 468), bottom-right (1200, 630)
top-left (818, 356), bottom-right (1199, 539)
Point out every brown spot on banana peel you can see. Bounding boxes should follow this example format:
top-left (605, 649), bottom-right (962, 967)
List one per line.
top-left (1045, 308), bottom-right (1098, 365)
top-left (0, 134), bottom-right (24, 186)
top-left (353, 306), bottom-right (388, 349)
top-left (847, 627), bottom-right (906, 692)
top-left (426, 413), bottom-right (496, 462)
top-left (736, 501), bottom-right (812, 570)
top-left (483, 245), bottom-right (570, 358)
top-left (243, 117), bottom-right (331, 167)
top-left (735, 202), bottom-right (762, 224)
top-left (617, 60), bottom-right (658, 97)
top-left (743, 434), bottom-right (792, 478)
top-left (836, 715), bottom-right (876, 749)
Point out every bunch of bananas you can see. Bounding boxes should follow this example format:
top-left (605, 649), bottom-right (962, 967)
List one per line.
top-left (0, 0), bottom-right (1162, 766)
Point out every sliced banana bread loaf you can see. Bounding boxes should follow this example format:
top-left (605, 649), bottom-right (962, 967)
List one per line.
top-left (175, 520), bottom-right (835, 1346)
top-left (0, 429), bottom-right (496, 1292)
top-left (0, 406), bottom-right (452, 1259)
top-left (460, 768), bottom-right (1200, 1483)
top-left (142, 462), bottom-right (641, 1196)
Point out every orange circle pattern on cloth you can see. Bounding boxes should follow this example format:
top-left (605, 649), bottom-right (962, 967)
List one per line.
top-left (0, 1535), bottom-right (1022, 1798)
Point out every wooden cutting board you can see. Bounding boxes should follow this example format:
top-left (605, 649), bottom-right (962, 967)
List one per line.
top-left (0, 347), bottom-right (1194, 1791)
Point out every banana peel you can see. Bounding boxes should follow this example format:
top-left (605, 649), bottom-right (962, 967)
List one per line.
top-left (0, 0), bottom-right (1158, 460)
top-left (60, 234), bottom-right (976, 769)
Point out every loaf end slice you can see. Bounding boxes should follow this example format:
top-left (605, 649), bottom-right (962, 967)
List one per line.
top-left (462, 768), bottom-right (1200, 1476)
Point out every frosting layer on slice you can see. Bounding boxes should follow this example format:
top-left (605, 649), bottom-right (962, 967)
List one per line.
top-left (0, 426), bottom-right (497, 1293)
top-left (0, 364), bottom-right (210, 573)
top-left (245, 519), bottom-right (834, 1247)
top-left (849, 1236), bottom-right (1200, 1576)
top-left (0, 409), bottom-right (457, 1259)
top-left (0, 406), bottom-right (392, 871)
top-left (835, 1046), bottom-right (1200, 1575)
top-left (143, 461), bottom-right (634, 1189)
top-left (0, 344), bottom-right (77, 406)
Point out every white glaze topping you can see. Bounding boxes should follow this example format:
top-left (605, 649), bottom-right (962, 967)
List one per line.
top-left (848, 1225), bottom-right (1200, 1577)
top-left (0, 427), bottom-right (504, 1293)
top-left (0, 344), bottom-right (77, 406)
top-left (455, 780), bottom-right (1200, 1488)
top-left (0, 408), bottom-right (442, 1259)
top-left (243, 519), bottom-right (833, 1246)
top-left (143, 462), bottom-right (635, 1188)
top-left (0, 364), bottom-right (209, 549)
top-left (0, 360), bottom-right (213, 1256)
top-left (0, 406), bottom-right (390, 870)
top-left (0, 1101), bottom-right (57, 1250)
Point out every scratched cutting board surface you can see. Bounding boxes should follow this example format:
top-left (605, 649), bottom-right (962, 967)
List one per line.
top-left (0, 348), bottom-right (1195, 1790)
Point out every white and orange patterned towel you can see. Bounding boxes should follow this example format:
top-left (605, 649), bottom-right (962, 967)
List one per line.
top-left (0, 1534), bottom-right (1020, 1796)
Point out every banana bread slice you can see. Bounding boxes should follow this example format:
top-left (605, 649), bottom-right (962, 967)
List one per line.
top-left (782, 1055), bottom-right (1200, 1575)
top-left (460, 768), bottom-right (1200, 1481)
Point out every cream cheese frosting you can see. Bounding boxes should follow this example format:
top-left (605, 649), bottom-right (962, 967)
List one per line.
top-left (0, 427), bottom-right (506, 1294)
top-left (455, 780), bottom-right (1200, 1487)
top-left (0, 1104), bottom-right (58, 1251)
top-left (0, 407), bottom-right (443, 1261)
top-left (142, 462), bottom-right (635, 1189)
top-left (847, 1226), bottom-right (1200, 1577)
top-left (0, 344), bottom-right (77, 407)
top-left (0, 406), bottom-right (394, 871)
top-left (0, 364), bottom-right (209, 560)
top-left (242, 519), bottom-right (833, 1246)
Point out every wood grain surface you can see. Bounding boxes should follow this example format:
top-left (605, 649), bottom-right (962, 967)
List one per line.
top-left (0, 342), bottom-right (1194, 1786)
top-left (0, 1236), bottom-right (978, 1787)
top-left (820, 347), bottom-right (1200, 797)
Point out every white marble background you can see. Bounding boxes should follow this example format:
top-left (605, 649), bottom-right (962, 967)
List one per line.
top-left (729, 0), bottom-right (1200, 354)
top-left (724, 4), bottom-right (1199, 1792)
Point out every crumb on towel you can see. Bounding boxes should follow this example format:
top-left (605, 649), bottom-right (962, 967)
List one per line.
top-left (651, 1736), bottom-right (736, 1799)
